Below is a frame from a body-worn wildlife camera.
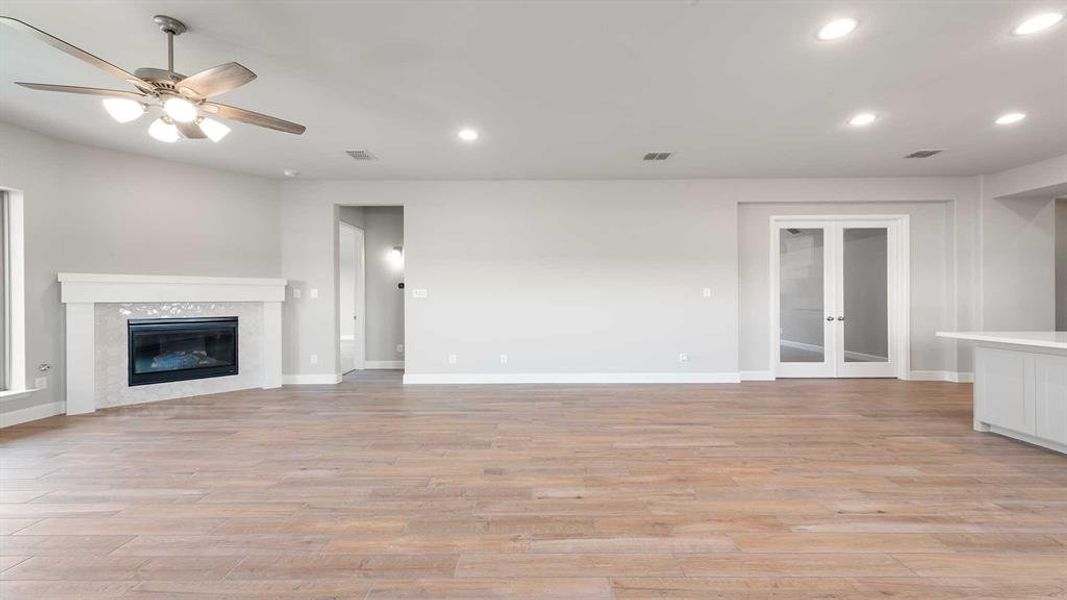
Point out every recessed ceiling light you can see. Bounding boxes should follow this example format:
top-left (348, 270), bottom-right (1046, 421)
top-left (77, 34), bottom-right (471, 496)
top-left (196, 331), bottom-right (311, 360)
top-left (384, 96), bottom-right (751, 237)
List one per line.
top-left (1013, 12), bottom-right (1064, 35)
top-left (457, 128), bottom-right (479, 142)
top-left (817, 18), bottom-right (858, 41)
top-left (283, 168), bottom-right (300, 178)
top-left (995, 112), bottom-right (1027, 125)
top-left (848, 112), bottom-right (878, 127)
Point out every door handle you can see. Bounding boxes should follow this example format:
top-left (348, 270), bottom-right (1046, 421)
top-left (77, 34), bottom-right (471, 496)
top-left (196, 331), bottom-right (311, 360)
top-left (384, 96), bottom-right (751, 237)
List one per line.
top-left (837, 316), bottom-right (845, 321)
top-left (826, 316), bottom-right (834, 322)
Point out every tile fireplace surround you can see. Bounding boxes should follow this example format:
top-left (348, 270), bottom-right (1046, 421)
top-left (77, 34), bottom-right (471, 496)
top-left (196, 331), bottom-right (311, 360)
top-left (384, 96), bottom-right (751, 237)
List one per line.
top-left (58, 273), bottom-right (287, 415)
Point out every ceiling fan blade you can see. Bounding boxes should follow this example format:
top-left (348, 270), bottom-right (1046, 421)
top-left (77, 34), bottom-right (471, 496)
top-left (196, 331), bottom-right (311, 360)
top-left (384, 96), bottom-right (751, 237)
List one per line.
top-left (203, 102), bottom-right (306, 135)
top-left (0, 16), bottom-right (153, 91)
top-left (15, 82), bottom-right (147, 101)
top-left (176, 120), bottom-right (207, 139)
top-left (177, 62), bottom-right (257, 99)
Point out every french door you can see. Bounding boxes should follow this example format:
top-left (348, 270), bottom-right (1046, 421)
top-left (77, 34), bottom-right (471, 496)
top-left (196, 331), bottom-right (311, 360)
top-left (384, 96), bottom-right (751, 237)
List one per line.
top-left (771, 216), bottom-right (908, 378)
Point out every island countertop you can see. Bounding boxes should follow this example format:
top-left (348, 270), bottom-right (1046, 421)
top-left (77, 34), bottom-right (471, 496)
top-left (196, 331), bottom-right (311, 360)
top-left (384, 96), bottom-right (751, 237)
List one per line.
top-left (936, 331), bottom-right (1067, 350)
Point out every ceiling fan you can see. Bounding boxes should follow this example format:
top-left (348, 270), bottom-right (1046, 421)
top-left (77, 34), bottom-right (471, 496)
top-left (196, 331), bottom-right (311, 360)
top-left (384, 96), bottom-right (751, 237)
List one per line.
top-left (0, 14), bottom-right (306, 142)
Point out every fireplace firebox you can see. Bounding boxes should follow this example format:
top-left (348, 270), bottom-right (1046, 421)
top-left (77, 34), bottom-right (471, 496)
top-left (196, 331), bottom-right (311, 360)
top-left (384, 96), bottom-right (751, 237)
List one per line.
top-left (127, 317), bottom-right (238, 386)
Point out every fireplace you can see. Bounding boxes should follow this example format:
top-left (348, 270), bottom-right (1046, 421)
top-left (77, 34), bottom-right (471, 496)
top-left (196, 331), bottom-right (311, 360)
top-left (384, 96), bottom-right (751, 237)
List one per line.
top-left (127, 317), bottom-right (238, 386)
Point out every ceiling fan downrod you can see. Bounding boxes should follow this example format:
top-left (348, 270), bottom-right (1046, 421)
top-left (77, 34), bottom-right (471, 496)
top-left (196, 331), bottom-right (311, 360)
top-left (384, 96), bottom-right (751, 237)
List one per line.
top-left (152, 15), bottom-right (186, 73)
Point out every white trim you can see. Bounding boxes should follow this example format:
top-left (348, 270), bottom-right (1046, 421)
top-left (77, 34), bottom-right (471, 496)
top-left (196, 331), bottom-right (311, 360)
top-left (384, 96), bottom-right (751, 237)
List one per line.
top-left (365, 360), bottom-right (404, 369)
top-left (987, 424), bottom-right (1067, 455)
top-left (843, 349), bottom-right (890, 363)
top-left (1, 401), bottom-right (63, 428)
top-left (0, 388), bottom-right (36, 403)
top-left (740, 370), bottom-right (775, 381)
top-left (909, 370), bottom-right (975, 383)
top-left (339, 335), bottom-right (356, 341)
top-left (282, 373), bottom-right (342, 385)
top-left (58, 273), bottom-right (287, 304)
top-left (780, 339), bottom-right (824, 354)
top-left (403, 372), bottom-right (742, 385)
top-left (2, 188), bottom-right (27, 392)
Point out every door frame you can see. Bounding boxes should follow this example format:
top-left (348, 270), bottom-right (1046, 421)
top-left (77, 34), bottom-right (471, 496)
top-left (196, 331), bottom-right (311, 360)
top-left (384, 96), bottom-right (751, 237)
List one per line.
top-left (338, 221), bottom-right (366, 372)
top-left (768, 214), bottom-right (910, 380)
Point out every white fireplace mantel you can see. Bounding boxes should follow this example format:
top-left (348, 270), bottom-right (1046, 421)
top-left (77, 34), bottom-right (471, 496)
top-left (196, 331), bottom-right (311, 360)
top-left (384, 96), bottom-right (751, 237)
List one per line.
top-left (58, 273), bottom-right (287, 415)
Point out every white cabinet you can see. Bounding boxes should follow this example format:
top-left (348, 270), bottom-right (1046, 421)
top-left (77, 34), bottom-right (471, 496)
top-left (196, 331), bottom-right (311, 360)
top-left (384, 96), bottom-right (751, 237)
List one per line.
top-left (973, 346), bottom-right (1067, 454)
top-left (1035, 355), bottom-right (1067, 445)
top-left (975, 347), bottom-right (1034, 435)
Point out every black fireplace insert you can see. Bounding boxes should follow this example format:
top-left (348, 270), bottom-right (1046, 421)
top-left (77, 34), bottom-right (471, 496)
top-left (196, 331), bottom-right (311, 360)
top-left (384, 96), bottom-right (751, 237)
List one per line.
top-left (127, 317), bottom-right (238, 386)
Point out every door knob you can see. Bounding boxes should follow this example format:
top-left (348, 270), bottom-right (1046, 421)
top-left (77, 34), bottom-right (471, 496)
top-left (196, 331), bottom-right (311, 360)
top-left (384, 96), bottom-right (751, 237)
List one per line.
top-left (826, 316), bottom-right (834, 322)
top-left (837, 316), bottom-right (845, 321)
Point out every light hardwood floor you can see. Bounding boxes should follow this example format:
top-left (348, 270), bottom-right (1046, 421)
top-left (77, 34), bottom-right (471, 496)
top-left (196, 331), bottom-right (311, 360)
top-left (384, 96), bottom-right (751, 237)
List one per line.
top-left (1, 379), bottom-right (1065, 599)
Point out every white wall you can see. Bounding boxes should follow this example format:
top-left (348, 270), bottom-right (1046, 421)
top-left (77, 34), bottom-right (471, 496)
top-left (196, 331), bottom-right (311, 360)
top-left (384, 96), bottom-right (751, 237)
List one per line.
top-left (0, 122), bottom-right (281, 416)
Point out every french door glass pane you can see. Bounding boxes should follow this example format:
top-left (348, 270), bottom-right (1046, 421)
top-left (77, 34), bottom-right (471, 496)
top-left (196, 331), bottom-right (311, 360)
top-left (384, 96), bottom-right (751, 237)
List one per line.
top-left (779, 228), bottom-right (824, 363)
top-left (842, 227), bottom-right (889, 363)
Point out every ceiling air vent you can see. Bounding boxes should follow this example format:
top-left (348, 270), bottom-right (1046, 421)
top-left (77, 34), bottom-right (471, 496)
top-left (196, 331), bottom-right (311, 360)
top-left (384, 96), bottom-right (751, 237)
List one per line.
top-left (904, 149), bottom-right (944, 159)
top-left (643, 152), bottom-right (672, 161)
top-left (346, 150), bottom-right (378, 161)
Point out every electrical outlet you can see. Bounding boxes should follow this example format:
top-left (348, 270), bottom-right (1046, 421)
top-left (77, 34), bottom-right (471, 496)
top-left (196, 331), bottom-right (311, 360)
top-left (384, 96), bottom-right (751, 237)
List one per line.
top-left (309, 288), bottom-right (319, 299)
top-left (678, 353), bottom-right (689, 364)
top-left (499, 354), bottom-right (508, 365)
top-left (292, 288), bottom-right (302, 299)
top-left (447, 354), bottom-right (457, 364)
top-left (396, 344), bottom-right (404, 354)
top-left (412, 288), bottom-right (428, 299)
top-left (34, 376), bottom-right (48, 390)
top-left (310, 354), bottom-right (319, 365)
top-left (702, 287), bottom-right (712, 298)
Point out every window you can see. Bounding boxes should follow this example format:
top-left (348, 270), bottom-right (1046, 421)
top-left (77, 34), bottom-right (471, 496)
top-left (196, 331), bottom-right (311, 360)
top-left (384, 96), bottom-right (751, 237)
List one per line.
top-left (0, 188), bottom-right (25, 396)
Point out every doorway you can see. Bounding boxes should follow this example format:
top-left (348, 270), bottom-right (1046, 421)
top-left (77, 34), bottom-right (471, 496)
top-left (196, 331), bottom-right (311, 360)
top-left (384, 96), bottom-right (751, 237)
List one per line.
top-left (339, 222), bottom-right (365, 374)
top-left (770, 215), bottom-right (909, 378)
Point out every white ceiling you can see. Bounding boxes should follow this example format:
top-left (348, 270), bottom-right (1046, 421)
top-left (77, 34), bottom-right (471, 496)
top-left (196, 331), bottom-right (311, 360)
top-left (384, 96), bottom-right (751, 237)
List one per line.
top-left (1, 1), bottom-right (1065, 180)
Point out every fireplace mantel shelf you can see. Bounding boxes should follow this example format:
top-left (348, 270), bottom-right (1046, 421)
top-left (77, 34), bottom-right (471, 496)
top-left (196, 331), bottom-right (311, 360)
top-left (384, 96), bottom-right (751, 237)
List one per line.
top-left (58, 273), bottom-right (287, 304)
top-left (58, 273), bottom-right (287, 415)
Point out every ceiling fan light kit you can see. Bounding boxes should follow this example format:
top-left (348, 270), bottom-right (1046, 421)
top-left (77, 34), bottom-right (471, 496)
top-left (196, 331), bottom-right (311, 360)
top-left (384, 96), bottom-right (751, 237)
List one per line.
top-left (0, 14), bottom-right (306, 143)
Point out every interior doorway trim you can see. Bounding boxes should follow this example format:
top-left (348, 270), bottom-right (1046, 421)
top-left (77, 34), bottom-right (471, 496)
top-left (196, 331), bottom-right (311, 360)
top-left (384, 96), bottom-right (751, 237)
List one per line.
top-left (768, 214), bottom-right (910, 380)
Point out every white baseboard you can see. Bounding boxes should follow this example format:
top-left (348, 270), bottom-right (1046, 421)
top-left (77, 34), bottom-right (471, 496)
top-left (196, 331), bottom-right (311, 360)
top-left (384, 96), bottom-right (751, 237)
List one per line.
top-left (780, 339), bottom-right (823, 353)
top-left (740, 370), bottom-right (775, 381)
top-left (282, 373), bottom-right (342, 385)
top-left (1, 401), bottom-right (65, 428)
top-left (403, 372), bottom-right (741, 385)
top-left (909, 370), bottom-right (974, 383)
top-left (364, 361), bottom-right (405, 370)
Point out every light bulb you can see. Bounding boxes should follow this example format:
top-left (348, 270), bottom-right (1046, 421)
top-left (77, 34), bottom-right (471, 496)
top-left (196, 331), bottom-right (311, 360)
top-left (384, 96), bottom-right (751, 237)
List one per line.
top-left (102, 98), bottom-right (145, 123)
top-left (163, 96), bottom-right (198, 123)
top-left (148, 117), bottom-right (180, 143)
top-left (818, 18), bottom-right (858, 41)
top-left (848, 112), bottom-right (878, 127)
top-left (457, 128), bottom-right (479, 141)
top-left (1013, 13), bottom-right (1064, 36)
top-left (198, 118), bottom-right (231, 142)
top-left (995, 112), bottom-right (1026, 125)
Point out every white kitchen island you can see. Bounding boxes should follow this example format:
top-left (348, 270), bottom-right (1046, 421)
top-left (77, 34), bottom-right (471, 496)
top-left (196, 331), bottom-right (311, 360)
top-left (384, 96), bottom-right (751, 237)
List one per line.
top-left (937, 332), bottom-right (1067, 454)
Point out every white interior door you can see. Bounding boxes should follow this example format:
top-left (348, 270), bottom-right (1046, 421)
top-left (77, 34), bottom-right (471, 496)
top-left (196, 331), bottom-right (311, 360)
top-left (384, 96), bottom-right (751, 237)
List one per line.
top-left (339, 224), bottom-right (366, 373)
top-left (773, 216), bottom-right (906, 379)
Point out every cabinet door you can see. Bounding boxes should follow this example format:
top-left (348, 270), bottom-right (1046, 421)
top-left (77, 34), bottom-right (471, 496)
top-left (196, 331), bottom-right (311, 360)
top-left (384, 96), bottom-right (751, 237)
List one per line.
top-left (1035, 355), bottom-right (1067, 445)
top-left (975, 347), bottom-right (1034, 435)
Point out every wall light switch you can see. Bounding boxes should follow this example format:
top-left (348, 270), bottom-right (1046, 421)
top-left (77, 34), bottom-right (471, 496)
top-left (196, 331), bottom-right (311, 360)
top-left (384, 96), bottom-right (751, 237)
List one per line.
top-left (499, 354), bottom-right (508, 365)
top-left (678, 353), bottom-right (689, 364)
top-left (292, 288), bottom-right (302, 299)
top-left (447, 354), bottom-right (457, 364)
top-left (310, 354), bottom-right (319, 365)
top-left (34, 376), bottom-right (48, 390)
top-left (412, 288), bottom-right (428, 299)
top-left (702, 287), bottom-right (712, 298)
top-left (309, 288), bottom-right (319, 299)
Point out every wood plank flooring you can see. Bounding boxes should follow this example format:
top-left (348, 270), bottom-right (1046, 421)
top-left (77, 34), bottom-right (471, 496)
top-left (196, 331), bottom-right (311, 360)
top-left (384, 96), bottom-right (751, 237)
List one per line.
top-left (1, 379), bottom-right (1065, 599)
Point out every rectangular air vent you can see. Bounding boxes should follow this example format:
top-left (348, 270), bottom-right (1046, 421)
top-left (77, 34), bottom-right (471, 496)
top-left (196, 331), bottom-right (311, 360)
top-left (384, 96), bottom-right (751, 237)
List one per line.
top-left (643, 152), bottom-right (672, 161)
top-left (904, 149), bottom-right (944, 159)
top-left (346, 150), bottom-right (378, 161)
